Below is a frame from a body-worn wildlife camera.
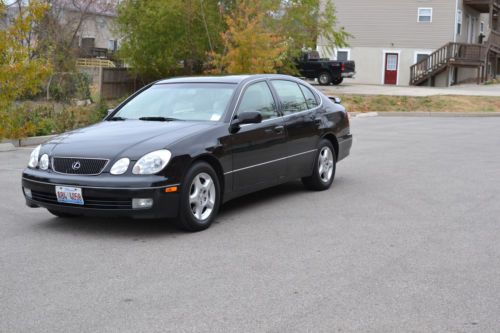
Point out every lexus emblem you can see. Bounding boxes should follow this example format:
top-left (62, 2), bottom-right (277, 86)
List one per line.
top-left (72, 161), bottom-right (81, 170)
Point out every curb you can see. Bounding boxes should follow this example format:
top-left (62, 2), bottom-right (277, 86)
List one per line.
top-left (350, 111), bottom-right (500, 118)
top-left (1, 134), bottom-right (57, 148)
top-left (19, 134), bottom-right (57, 147)
top-left (0, 142), bottom-right (16, 152)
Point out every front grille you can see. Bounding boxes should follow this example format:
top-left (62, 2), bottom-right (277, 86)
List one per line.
top-left (31, 190), bottom-right (133, 210)
top-left (52, 157), bottom-right (108, 175)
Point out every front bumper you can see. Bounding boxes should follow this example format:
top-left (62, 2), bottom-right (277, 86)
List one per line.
top-left (22, 169), bottom-right (180, 219)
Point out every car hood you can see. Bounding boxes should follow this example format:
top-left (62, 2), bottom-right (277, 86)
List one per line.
top-left (44, 120), bottom-right (216, 159)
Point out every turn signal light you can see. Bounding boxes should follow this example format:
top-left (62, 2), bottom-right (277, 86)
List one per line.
top-left (164, 186), bottom-right (178, 193)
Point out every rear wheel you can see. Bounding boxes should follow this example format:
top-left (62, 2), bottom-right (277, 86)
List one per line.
top-left (47, 209), bottom-right (79, 218)
top-left (318, 72), bottom-right (332, 85)
top-left (302, 139), bottom-right (336, 191)
top-left (332, 77), bottom-right (344, 85)
top-left (175, 162), bottom-right (220, 232)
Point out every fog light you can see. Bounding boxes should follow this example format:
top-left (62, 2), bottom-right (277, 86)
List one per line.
top-left (23, 187), bottom-right (32, 199)
top-left (132, 198), bottom-right (153, 209)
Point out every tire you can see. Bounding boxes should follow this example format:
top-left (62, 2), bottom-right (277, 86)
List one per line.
top-left (318, 72), bottom-right (332, 85)
top-left (47, 209), bottom-right (79, 218)
top-left (332, 77), bottom-right (344, 85)
top-left (302, 139), bottom-right (337, 191)
top-left (175, 162), bottom-right (221, 232)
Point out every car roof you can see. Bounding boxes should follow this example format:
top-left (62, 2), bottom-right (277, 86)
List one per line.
top-left (154, 74), bottom-right (301, 85)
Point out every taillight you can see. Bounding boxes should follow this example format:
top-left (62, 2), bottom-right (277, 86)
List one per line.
top-left (341, 63), bottom-right (345, 72)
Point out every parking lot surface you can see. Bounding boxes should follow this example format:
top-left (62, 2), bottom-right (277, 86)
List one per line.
top-left (1, 117), bottom-right (500, 332)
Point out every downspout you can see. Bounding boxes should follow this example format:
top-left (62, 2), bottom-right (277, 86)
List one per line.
top-left (454, 0), bottom-right (459, 42)
top-left (451, 0), bottom-right (459, 86)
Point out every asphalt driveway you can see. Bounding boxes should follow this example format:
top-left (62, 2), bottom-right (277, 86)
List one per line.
top-left (1, 117), bottom-right (500, 332)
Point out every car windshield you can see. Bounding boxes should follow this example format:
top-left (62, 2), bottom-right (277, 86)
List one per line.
top-left (112, 83), bottom-right (236, 122)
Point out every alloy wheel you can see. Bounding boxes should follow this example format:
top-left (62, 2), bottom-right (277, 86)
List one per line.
top-left (189, 172), bottom-right (216, 221)
top-left (318, 147), bottom-right (334, 183)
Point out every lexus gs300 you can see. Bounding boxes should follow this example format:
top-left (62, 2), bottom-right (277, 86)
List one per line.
top-left (22, 75), bottom-right (352, 231)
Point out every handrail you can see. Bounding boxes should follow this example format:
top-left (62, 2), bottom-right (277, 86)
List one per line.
top-left (410, 42), bottom-right (486, 85)
top-left (76, 58), bottom-right (116, 68)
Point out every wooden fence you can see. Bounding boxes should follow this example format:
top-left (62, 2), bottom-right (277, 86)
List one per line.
top-left (98, 68), bottom-right (148, 100)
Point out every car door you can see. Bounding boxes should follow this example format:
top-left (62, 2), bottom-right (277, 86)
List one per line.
top-left (229, 81), bottom-right (287, 193)
top-left (270, 80), bottom-right (320, 180)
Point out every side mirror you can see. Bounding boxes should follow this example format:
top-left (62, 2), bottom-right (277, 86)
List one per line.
top-left (107, 108), bottom-right (114, 116)
top-left (328, 96), bottom-right (342, 104)
top-left (230, 111), bottom-right (262, 133)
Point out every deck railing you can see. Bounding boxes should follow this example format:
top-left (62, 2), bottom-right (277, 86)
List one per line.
top-left (76, 58), bottom-right (116, 68)
top-left (488, 30), bottom-right (500, 49)
top-left (410, 43), bottom-right (486, 85)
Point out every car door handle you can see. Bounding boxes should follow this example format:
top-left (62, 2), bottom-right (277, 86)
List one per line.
top-left (273, 125), bottom-right (285, 134)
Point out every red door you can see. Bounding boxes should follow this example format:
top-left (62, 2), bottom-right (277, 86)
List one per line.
top-left (384, 53), bottom-right (398, 85)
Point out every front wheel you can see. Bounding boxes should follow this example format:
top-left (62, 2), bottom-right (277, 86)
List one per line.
top-left (175, 162), bottom-right (221, 232)
top-left (302, 140), bottom-right (336, 191)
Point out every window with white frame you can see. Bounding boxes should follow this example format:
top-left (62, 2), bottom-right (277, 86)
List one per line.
top-left (418, 8), bottom-right (432, 22)
top-left (336, 49), bottom-right (350, 61)
top-left (457, 10), bottom-right (463, 35)
top-left (108, 39), bottom-right (117, 51)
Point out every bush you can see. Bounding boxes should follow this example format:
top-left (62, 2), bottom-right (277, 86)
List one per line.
top-left (48, 72), bottom-right (92, 102)
top-left (0, 100), bottom-right (112, 140)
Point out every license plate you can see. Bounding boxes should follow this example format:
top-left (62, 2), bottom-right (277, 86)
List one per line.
top-left (55, 186), bottom-right (84, 205)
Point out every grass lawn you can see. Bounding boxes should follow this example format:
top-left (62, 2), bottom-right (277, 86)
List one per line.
top-left (338, 95), bottom-right (500, 113)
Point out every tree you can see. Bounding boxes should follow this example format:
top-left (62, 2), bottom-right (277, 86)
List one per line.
top-left (115, 0), bottom-right (223, 79)
top-left (36, 0), bottom-right (118, 72)
top-left (208, 1), bottom-right (287, 74)
top-left (0, 0), bottom-right (52, 110)
top-left (209, 0), bottom-right (349, 74)
top-left (114, 0), bottom-right (349, 77)
top-left (272, 0), bottom-right (350, 56)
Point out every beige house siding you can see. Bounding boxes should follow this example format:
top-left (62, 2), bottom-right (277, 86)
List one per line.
top-left (320, 0), bottom-right (456, 50)
top-left (80, 15), bottom-right (118, 51)
top-left (323, 46), bottom-right (437, 85)
top-left (319, 0), bottom-right (486, 86)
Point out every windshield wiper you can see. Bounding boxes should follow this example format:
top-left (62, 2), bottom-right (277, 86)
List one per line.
top-left (138, 116), bottom-right (179, 122)
top-left (108, 116), bottom-right (127, 121)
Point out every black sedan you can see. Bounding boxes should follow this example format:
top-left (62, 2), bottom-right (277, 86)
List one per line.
top-left (22, 75), bottom-right (352, 231)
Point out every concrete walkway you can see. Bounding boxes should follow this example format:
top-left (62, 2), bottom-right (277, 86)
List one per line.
top-left (314, 81), bottom-right (500, 97)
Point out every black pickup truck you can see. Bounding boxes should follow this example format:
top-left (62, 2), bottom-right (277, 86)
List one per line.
top-left (297, 51), bottom-right (356, 85)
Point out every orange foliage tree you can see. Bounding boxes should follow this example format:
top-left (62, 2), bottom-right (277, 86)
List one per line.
top-left (208, 1), bottom-right (287, 74)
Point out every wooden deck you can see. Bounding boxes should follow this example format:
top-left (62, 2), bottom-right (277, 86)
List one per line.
top-left (464, 0), bottom-right (500, 12)
top-left (410, 43), bottom-right (487, 86)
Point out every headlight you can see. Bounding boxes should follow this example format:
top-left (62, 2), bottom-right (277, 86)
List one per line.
top-left (39, 154), bottom-right (49, 170)
top-left (132, 150), bottom-right (171, 175)
top-left (110, 158), bottom-right (130, 175)
top-left (28, 145), bottom-right (41, 168)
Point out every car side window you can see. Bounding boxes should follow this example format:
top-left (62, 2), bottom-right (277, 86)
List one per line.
top-left (270, 80), bottom-right (308, 115)
top-left (299, 84), bottom-right (319, 109)
top-left (236, 81), bottom-right (278, 120)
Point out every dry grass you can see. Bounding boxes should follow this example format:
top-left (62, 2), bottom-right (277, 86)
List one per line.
top-left (338, 95), bottom-right (500, 113)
